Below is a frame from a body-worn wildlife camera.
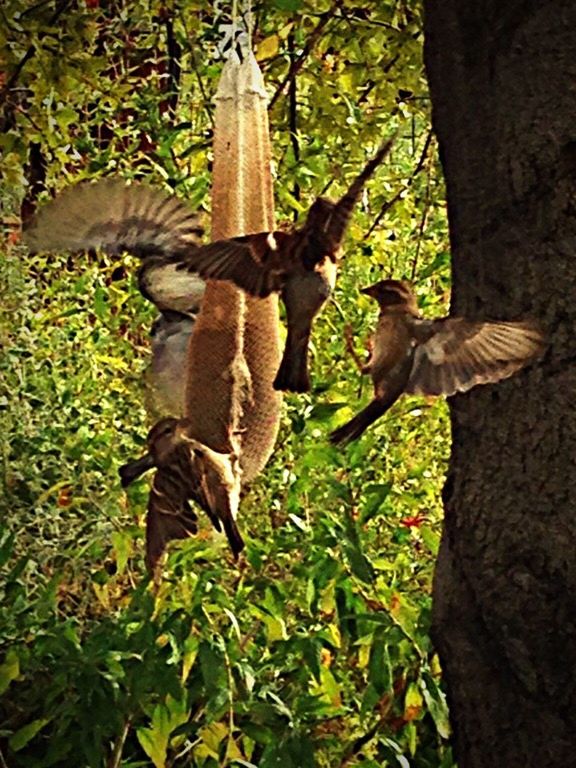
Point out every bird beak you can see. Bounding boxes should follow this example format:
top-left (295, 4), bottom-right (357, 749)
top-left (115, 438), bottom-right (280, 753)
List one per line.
top-left (360, 284), bottom-right (378, 298)
top-left (119, 453), bottom-right (155, 488)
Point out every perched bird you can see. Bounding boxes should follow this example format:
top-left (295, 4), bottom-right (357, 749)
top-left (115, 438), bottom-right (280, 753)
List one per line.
top-left (330, 279), bottom-right (544, 444)
top-left (120, 417), bottom-right (244, 570)
top-left (24, 138), bottom-right (394, 392)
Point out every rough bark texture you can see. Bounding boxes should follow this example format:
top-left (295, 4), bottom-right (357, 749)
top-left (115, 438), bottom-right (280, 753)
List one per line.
top-left (424, 2), bottom-right (576, 765)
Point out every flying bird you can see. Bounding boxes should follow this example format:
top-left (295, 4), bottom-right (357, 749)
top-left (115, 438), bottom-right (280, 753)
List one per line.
top-left (120, 417), bottom-right (244, 570)
top-left (330, 279), bottom-right (544, 444)
top-left (24, 138), bottom-right (395, 392)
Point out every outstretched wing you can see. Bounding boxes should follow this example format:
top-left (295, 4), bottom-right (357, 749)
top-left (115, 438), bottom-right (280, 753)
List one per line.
top-left (327, 136), bottom-right (395, 245)
top-left (24, 177), bottom-right (292, 298)
top-left (24, 178), bottom-right (204, 257)
top-left (169, 231), bottom-right (292, 298)
top-left (406, 318), bottom-right (544, 396)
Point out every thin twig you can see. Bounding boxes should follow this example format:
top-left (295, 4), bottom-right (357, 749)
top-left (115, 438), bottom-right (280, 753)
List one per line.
top-left (108, 717), bottom-right (131, 768)
top-left (269, 7), bottom-right (335, 109)
top-left (344, 324), bottom-right (369, 373)
top-left (0, 746), bottom-right (9, 768)
top-left (410, 155), bottom-right (432, 280)
top-left (364, 129), bottom-right (433, 239)
top-left (288, 31), bottom-right (300, 216)
top-left (0, 0), bottom-right (73, 104)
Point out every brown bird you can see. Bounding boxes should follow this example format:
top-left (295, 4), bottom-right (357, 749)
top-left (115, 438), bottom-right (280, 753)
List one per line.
top-left (24, 138), bottom-right (394, 392)
top-left (145, 309), bottom-right (198, 419)
top-left (120, 417), bottom-right (244, 570)
top-left (330, 279), bottom-right (544, 444)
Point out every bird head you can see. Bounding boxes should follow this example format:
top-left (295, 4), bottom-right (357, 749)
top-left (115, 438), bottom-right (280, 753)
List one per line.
top-left (145, 417), bottom-right (182, 465)
top-left (361, 279), bottom-right (417, 313)
top-left (184, 442), bottom-right (242, 526)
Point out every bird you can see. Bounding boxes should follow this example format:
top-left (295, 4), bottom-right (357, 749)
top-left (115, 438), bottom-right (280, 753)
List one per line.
top-left (145, 309), bottom-right (197, 419)
top-left (329, 279), bottom-right (544, 444)
top-left (23, 137), bottom-right (395, 392)
top-left (119, 417), bottom-right (244, 570)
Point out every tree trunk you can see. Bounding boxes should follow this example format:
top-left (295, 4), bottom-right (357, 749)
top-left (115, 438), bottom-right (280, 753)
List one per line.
top-left (424, 2), bottom-right (576, 765)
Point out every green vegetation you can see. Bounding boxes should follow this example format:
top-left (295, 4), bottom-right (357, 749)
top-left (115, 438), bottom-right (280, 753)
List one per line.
top-left (0, 1), bottom-right (453, 765)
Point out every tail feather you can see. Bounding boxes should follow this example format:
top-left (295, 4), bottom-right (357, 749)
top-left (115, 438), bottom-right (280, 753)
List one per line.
top-left (222, 517), bottom-right (245, 559)
top-left (330, 395), bottom-right (396, 445)
top-left (23, 178), bottom-right (203, 258)
top-left (273, 328), bottom-right (311, 393)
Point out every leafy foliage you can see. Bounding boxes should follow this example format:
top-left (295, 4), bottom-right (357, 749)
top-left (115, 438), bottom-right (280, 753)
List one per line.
top-left (0, 1), bottom-right (453, 765)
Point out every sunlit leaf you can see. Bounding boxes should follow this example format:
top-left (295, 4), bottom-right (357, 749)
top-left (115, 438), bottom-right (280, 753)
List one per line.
top-left (0, 649), bottom-right (20, 696)
top-left (9, 718), bottom-right (51, 751)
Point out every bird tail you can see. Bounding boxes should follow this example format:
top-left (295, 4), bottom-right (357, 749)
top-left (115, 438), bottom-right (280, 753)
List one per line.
top-left (23, 178), bottom-right (203, 260)
top-left (222, 517), bottom-right (245, 559)
top-left (119, 453), bottom-right (156, 488)
top-left (273, 327), bottom-right (311, 393)
top-left (330, 395), bottom-right (396, 445)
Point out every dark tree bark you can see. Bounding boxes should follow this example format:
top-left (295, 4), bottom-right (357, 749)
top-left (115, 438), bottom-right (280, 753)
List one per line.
top-left (424, 1), bottom-right (576, 766)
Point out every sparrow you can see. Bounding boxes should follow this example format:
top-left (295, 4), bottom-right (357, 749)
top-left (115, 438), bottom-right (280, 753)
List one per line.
top-left (120, 417), bottom-right (244, 570)
top-left (145, 309), bottom-right (197, 419)
top-left (23, 137), bottom-right (394, 392)
top-left (330, 279), bottom-right (544, 444)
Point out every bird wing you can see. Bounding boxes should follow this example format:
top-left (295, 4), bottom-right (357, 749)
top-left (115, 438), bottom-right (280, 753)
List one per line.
top-left (328, 136), bottom-right (395, 244)
top-left (170, 231), bottom-right (291, 298)
top-left (146, 468), bottom-right (199, 573)
top-left (24, 178), bottom-right (291, 298)
top-left (23, 178), bottom-right (204, 257)
top-left (405, 318), bottom-right (543, 396)
top-left (138, 259), bottom-right (205, 314)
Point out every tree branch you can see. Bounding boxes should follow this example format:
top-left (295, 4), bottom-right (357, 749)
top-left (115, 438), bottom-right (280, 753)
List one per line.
top-left (107, 717), bottom-right (131, 768)
top-left (162, 10), bottom-right (182, 118)
top-left (410, 159), bottom-right (433, 279)
top-left (288, 31), bottom-right (300, 216)
top-left (364, 129), bottom-right (433, 240)
top-left (0, 0), bottom-right (73, 105)
top-left (269, 8), bottom-right (335, 110)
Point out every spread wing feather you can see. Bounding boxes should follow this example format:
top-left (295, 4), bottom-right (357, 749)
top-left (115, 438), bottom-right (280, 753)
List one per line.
top-left (23, 178), bottom-right (204, 256)
top-left (171, 232), bottom-right (291, 298)
top-left (406, 318), bottom-right (543, 396)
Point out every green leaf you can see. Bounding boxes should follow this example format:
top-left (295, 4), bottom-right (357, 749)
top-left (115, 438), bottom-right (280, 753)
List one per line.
top-left (0, 648), bottom-right (20, 695)
top-left (137, 725), bottom-right (168, 768)
top-left (420, 525), bottom-right (440, 555)
top-left (308, 402), bottom-right (348, 422)
top-left (342, 541), bottom-right (375, 584)
top-left (272, 0), bottom-right (303, 9)
top-left (421, 671), bottom-right (451, 739)
top-left (111, 530), bottom-right (132, 574)
top-left (368, 634), bottom-right (392, 695)
top-left (9, 718), bottom-right (51, 751)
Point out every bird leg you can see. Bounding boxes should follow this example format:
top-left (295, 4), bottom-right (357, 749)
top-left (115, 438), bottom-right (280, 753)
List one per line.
top-left (344, 323), bottom-right (372, 373)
